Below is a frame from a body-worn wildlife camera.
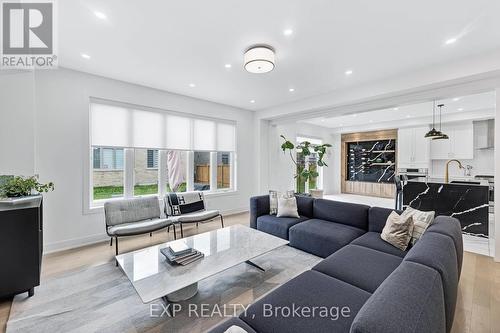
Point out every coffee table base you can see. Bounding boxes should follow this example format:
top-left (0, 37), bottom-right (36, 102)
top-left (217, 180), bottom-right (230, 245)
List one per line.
top-left (165, 283), bottom-right (198, 302)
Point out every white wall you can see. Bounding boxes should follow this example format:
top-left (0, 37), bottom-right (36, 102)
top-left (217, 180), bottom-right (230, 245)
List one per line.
top-left (0, 72), bottom-right (35, 175)
top-left (29, 68), bottom-right (255, 252)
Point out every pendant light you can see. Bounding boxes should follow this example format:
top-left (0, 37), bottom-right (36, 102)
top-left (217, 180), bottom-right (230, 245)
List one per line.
top-left (425, 101), bottom-right (443, 139)
top-left (433, 104), bottom-right (449, 140)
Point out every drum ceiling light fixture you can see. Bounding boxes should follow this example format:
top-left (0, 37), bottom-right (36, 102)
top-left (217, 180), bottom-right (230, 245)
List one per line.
top-left (244, 46), bottom-right (275, 74)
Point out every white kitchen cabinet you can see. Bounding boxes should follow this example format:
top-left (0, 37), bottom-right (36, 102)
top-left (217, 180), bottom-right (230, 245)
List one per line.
top-left (430, 122), bottom-right (473, 160)
top-left (397, 127), bottom-right (430, 168)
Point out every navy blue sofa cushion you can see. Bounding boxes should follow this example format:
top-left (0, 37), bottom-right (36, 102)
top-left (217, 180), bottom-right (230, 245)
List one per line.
top-left (250, 195), bottom-right (314, 229)
top-left (351, 231), bottom-right (407, 258)
top-left (313, 244), bottom-right (402, 293)
top-left (351, 261), bottom-right (446, 333)
top-left (404, 232), bottom-right (458, 332)
top-left (256, 215), bottom-right (308, 240)
top-left (240, 270), bottom-right (371, 333)
top-left (426, 216), bottom-right (463, 275)
top-left (206, 317), bottom-right (257, 333)
top-left (313, 199), bottom-right (370, 230)
top-left (289, 219), bottom-right (365, 258)
top-left (249, 195), bottom-right (270, 229)
top-left (367, 207), bottom-right (402, 233)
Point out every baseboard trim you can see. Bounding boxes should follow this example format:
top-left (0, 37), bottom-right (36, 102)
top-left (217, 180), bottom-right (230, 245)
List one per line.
top-left (43, 207), bottom-right (249, 254)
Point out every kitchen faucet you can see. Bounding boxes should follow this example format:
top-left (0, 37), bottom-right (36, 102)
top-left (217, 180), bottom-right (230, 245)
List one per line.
top-left (445, 159), bottom-right (464, 183)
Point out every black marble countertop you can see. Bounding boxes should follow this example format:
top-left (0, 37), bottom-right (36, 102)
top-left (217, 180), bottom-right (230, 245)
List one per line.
top-left (407, 177), bottom-right (489, 187)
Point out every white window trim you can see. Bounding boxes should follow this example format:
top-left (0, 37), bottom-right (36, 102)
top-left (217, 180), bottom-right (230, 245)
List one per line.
top-left (84, 148), bottom-right (238, 214)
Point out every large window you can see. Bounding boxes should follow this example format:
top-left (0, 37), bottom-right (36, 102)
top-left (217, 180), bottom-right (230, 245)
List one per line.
top-left (134, 149), bottom-right (158, 196)
top-left (92, 147), bottom-right (124, 200)
top-left (217, 152), bottom-right (231, 189)
top-left (164, 150), bottom-right (187, 192)
top-left (88, 102), bottom-right (236, 206)
top-left (194, 151), bottom-right (210, 191)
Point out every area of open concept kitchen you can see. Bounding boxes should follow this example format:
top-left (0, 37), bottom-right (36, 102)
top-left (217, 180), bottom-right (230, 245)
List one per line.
top-left (299, 91), bottom-right (496, 257)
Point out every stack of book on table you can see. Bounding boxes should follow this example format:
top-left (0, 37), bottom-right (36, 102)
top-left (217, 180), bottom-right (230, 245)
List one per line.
top-left (160, 241), bottom-right (204, 266)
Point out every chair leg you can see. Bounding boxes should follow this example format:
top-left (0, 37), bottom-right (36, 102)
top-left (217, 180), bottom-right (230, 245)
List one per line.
top-left (167, 225), bottom-right (170, 233)
top-left (220, 214), bottom-right (224, 228)
top-left (196, 222), bottom-right (199, 227)
top-left (172, 224), bottom-right (177, 240)
top-left (180, 223), bottom-right (184, 238)
top-left (109, 238), bottom-right (113, 246)
top-left (115, 237), bottom-right (119, 266)
top-left (150, 232), bottom-right (152, 237)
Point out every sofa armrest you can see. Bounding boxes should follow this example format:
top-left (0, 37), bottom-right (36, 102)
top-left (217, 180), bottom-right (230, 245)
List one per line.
top-left (249, 195), bottom-right (270, 229)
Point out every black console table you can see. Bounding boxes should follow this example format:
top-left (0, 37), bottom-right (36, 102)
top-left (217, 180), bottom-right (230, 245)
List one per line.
top-left (0, 196), bottom-right (43, 297)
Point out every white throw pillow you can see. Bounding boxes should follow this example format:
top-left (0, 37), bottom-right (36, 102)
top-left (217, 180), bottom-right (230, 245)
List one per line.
top-left (381, 211), bottom-right (414, 251)
top-left (269, 190), bottom-right (294, 215)
top-left (401, 207), bottom-right (435, 245)
top-left (223, 325), bottom-right (248, 333)
top-left (277, 196), bottom-right (300, 218)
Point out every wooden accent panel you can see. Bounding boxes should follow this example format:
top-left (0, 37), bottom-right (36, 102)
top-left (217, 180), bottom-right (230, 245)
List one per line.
top-left (341, 129), bottom-right (397, 199)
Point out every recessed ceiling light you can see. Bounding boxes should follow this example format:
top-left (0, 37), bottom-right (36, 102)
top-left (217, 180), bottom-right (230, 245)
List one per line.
top-left (458, 108), bottom-right (464, 111)
top-left (352, 114), bottom-right (357, 117)
top-left (369, 120), bottom-right (374, 123)
top-left (94, 11), bottom-right (107, 20)
top-left (339, 124), bottom-right (343, 127)
top-left (189, 83), bottom-right (196, 88)
top-left (250, 100), bottom-right (255, 104)
top-left (406, 115), bottom-right (412, 118)
top-left (289, 88), bottom-right (295, 92)
top-left (345, 70), bottom-right (353, 76)
top-left (393, 107), bottom-right (399, 111)
top-left (81, 53), bottom-right (91, 59)
top-left (320, 119), bottom-right (326, 122)
top-left (445, 37), bottom-right (457, 45)
top-left (452, 97), bottom-right (461, 102)
top-left (283, 29), bottom-right (293, 36)
top-left (224, 64), bottom-right (232, 69)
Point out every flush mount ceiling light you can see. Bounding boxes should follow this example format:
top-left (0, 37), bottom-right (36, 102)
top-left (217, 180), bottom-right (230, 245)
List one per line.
top-left (244, 46), bottom-right (275, 74)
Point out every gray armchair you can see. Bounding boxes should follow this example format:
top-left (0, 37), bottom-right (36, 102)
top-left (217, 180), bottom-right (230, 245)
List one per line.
top-left (104, 196), bottom-right (175, 265)
top-left (164, 191), bottom-right (224, 238)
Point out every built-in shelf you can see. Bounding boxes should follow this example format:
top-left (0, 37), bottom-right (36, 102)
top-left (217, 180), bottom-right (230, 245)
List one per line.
top-left (370, 162), bottom-right (395, 166)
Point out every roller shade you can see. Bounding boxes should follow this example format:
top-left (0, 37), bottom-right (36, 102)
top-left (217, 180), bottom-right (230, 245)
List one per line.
top-left (90, 102), bottom-right (236, 151)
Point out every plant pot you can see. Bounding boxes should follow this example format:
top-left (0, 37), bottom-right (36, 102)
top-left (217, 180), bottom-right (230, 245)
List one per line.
top-left (309, 189), bottom-right (324, 199)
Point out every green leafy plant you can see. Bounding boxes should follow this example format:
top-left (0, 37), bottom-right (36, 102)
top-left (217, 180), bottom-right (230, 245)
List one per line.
top-left (0, 175), bottom-right (54, 198)
top-left (280, 135), bottom-right (332, 191)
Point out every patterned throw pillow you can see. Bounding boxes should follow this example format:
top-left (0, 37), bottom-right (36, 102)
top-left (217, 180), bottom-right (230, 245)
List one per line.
top-left (165, 192), bottom-right (205, 216)
top-left (269, 190), bottom-right (294, 215)
top-left (381, 211), bottom-right (414, 251)
top-left (401, 207), bottom-right (435, 245)
top-left (277, 196), bottom-right (300, 218)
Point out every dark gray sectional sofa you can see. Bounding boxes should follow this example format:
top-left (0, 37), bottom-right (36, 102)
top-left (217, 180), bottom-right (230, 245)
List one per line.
top-left (208, 195), bottom-right (463, 333)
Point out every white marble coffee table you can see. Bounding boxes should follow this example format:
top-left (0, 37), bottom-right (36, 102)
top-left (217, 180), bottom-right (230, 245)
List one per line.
top-left (116, 224), bottom-right (289, 303)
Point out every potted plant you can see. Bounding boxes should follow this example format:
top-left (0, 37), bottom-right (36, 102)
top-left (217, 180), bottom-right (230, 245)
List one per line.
top-left (280, 135), bottom-right (332, 197)
top-left (0, 175), bottom-right (54, 203)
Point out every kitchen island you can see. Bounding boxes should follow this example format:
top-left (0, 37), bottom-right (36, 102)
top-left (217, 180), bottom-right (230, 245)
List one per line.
top-left (403, 177), bottom-right (489, 237)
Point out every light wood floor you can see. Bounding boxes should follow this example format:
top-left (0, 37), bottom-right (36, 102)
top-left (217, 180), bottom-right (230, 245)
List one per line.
top-left (1, 213), bottom-right (498, 333)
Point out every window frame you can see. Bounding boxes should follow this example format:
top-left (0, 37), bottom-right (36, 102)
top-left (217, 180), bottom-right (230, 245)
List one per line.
top-left (85, 100), bottom-right (238, 214)
top-left (86, 148), bottom-right (237, 212)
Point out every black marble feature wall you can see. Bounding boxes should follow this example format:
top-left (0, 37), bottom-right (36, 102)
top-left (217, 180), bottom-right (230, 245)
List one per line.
top-left (347, 139), bottom-right (396, 183)
top-left (403, 179), bottom-right (489, 237)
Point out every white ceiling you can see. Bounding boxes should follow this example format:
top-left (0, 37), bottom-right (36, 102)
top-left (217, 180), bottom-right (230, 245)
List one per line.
top-left (301, 91), bottom-right (496, 130)
top-left (59, 1), bottom-right (500, 111)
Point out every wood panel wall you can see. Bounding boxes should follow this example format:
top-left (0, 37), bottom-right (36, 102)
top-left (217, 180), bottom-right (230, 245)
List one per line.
top-left (341, 129), bottom-right (397, 199)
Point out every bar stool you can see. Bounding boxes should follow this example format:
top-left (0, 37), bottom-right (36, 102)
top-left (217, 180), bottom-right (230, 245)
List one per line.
top-left (394, 175), bottom-right (403, 210)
